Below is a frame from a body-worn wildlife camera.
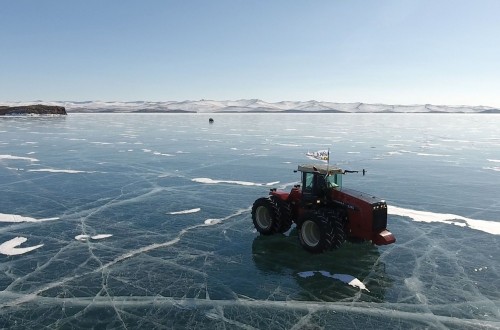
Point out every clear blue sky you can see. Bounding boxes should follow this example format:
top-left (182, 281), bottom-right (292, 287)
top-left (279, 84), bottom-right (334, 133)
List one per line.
top-left (1, 0), bottom-right (499, 107)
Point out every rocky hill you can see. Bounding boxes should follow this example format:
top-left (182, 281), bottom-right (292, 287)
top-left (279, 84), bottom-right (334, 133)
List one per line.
top-left (0, 104), bottom-right (67, 116)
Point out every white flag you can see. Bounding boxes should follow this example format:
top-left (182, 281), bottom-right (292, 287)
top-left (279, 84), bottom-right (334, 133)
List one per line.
top-left (306, 149), bottom-right (329, 162)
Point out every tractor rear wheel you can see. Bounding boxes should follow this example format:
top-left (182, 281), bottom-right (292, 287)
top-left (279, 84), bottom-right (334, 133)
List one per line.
top-left (332, 209), bottom-right (347, 248)
top-left (298, 209), bottom-right (345, 253)
top-left (252, 197), bottom-right (291, 235)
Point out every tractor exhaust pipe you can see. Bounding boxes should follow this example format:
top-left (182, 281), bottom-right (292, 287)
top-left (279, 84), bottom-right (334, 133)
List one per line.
top-left (344, 169), bottom-right (367, 176)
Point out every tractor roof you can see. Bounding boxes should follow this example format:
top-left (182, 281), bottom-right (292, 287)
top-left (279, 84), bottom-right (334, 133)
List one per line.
top-left (298, 164), bottom-right (343, 175)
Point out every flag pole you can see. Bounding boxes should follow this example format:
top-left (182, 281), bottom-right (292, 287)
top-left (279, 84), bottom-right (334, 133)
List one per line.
top-left (327, 148), bottom-right (330, 174)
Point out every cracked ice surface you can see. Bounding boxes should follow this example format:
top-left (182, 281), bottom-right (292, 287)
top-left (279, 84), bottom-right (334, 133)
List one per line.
top-left (0, 114), bottom-right (499, 328)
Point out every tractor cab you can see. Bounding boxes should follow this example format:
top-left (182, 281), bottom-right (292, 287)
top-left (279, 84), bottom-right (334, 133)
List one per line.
top-left (297, 164), bottom-right (343, 205)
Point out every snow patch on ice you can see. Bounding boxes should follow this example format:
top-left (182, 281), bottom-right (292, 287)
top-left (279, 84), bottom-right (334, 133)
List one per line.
top-left (91, 234), bottom-right (113, 240)
top-left (0, 213), bottom-right (59, 223)
top-left (192, 178), bottom-right (279, 187)
top-left (168, 208), bottom-right (201, 215)
top-left (28, 169), bottom-right (95, 174)
top-left (389, 205), bottom-right (500, 235)
top-left (153, 151), bottom-right (174, 156)
top-left (203, 208), bottom-right (249, 226)
top-left (91, 142), bottom-right (113, 145)
top-left (75, 235), bottom-right (90, 241)
top-left (474, 266), bottom-right (488, 272)
top-left (0, 237), bottom-right (43, 256)
top-left (0, 154), bottom-right (39, 162)
top-left (416, 152), bottom-right (450, 157)
top-left (204, 219), bottom-right (221, 225)
top-left (265, 181), bottom-right (280, 186)
top-left (143, 149), bottom-right (174, 157)
top-left (298, 270), bottom-right (370, 291)
top-left (75, 234), bottom-right (113, 241)
top-left (276, 143), bottom-right (301, 147)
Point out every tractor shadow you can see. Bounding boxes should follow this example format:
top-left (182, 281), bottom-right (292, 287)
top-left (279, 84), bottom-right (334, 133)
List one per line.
top-left (251, 228), bottom-right (392, 302)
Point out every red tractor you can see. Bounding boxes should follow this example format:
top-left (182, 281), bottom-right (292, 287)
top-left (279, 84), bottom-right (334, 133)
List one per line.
top-left (251, 164), bottom-right (395, 253)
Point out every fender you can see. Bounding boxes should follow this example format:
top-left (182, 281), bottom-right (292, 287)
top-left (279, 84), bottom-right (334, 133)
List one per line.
top-left (269, 189), bottom-right (289, 202)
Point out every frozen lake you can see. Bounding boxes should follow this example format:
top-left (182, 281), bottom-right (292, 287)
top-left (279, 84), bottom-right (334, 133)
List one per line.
top-left (0, 113), bottom-right (499, 329)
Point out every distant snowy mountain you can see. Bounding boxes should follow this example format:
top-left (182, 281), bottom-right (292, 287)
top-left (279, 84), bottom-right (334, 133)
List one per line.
top-left (1, 100), bottom-right (498, 113)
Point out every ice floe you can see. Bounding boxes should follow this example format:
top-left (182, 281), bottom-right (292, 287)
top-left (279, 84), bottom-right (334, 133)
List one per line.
top-left (298, 270), bottom-right (369, 291)
top-left (168, 208), bottom-right (201, 215)
top-left (0, 237), bottom-right (44, 256)
top-left (389, 205), bottom-right (500, 235)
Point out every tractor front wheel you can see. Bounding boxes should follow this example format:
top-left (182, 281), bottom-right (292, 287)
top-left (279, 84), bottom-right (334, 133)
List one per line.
top-left (298, 210), bottom-right (345, 253)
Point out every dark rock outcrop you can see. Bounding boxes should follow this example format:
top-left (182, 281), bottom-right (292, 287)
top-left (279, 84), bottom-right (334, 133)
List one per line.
top-left (0, 104), bottom-right (67, 115)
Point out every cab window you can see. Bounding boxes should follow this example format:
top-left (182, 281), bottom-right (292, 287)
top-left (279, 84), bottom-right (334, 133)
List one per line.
top-left (303, 172), bottom-right (314, 192)
top-left (327, 174), bottom-right (342, 189)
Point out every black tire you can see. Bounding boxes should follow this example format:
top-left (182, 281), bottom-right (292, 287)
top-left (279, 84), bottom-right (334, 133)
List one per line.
top-left (273, 196), bottom-right (293, 233)
top-left (332, 209), bottom-right (348, 247)
top-left (252, 197), bottom-right (292, 235)
top-left (298, 209), bottom-right (345, 253)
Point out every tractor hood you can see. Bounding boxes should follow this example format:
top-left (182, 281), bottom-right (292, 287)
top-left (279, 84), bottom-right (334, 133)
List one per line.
top-left (338, 188), bottom-right (386, 205)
